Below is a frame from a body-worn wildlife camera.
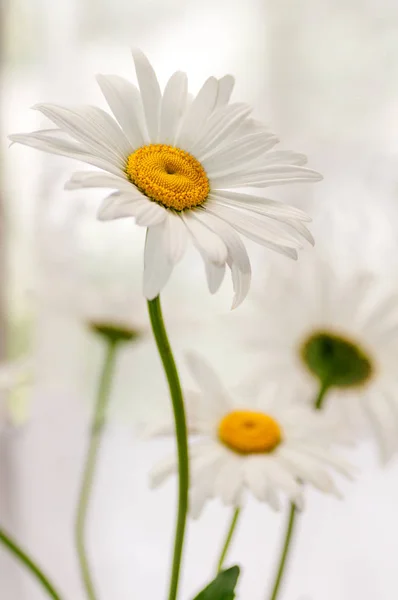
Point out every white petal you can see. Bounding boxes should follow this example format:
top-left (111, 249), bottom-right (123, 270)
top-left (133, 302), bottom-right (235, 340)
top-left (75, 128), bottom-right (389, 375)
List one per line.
top-left (204, 261), bottom-right (226, 294)
top-left (134, 200), bottom-right (168, 226)
top-left (177, 77), bottom-right (219, 150)
top-left (362, 394), bottom-right (397, 463)
top-left (192, 104), bottom-right (252, 159)
top-left (261, 458), bottom-right (304, 504)
top-left (96, 74), bottom-right (148, 147)
top-left (159, 71), bottom-right (188, 145)
top-left (244, 456), bottom-right (269, 501)
top-left (260, 150), bottom-right (308, 167)
top-left (211, 164), bottom-right (323, 189)
top-left (132, 49), bottom-right (162, 142)
top-left (34, 103), bottom-right (131, 162)
top-left (194, 210), bottom-right (251, 308)
top-left (277, 448), bottom-right (339, 494)
top-left (185, 352), bottom-right (230, 406)
top-left (212, 190), bottom-right (311, 222)
top-left (215, 75), bottom-right (235, 107)
top-left (202, 132), bottom-right (279, 176)
top-left (65, 171), bottom-right (132, 191)
top-left (149, 455), bottom-right (176, 488)
top-left (163, 212), bottom-right (188, 264)
top-left (143, 224), bottom-right (173, 299)
top-left (205, 202), bottom-right (301, 250)
top-left (97, 192), bottom-right (143, 221)
top-left (9, 132), bottom-right (124, 177)
top-left (181, 212), bottom-right (227, 266)
top-left (214, 457), bottom-right (243, 506)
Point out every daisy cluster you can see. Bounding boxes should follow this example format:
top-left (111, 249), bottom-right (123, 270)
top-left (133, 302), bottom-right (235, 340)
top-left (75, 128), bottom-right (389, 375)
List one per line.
top-left (8, 49), bottom-right (398, 600)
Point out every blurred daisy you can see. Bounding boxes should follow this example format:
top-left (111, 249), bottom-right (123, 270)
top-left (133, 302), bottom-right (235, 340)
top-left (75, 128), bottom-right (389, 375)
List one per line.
top-left (148, 353), bottom-right (352, 517)
top-left (0, 357), bottom-right (32, 428)
top-left (10, 50), bottom-right (322, 308)
top-left (247, 255), bottom-right (398, 462)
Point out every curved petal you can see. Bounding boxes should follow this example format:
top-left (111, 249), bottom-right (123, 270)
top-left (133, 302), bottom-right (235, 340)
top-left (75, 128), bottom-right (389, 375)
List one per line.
top-left (181, 211), bottom-right (227, 266)
top-left (185, 351), bottom-right (230, 405)
top-left (204, 261), bottom-right (226, 294)
top-left (9, 131), bottom-right (125, 177)
top-left (164, 212), bottom-right (188, 264)
top-left (96, 74), bottom-right (148, 147)
top-left (177, 77), bottom-right (219, 150)
top-left (132, 49), bottom-right (162, 142)
top-left (143, 223), bottom-right (173, 299)
top-left (97, 192), bottom-right (143, 220)
top-left (215, 74), bottom-right (235, 108)
top-left (159, 71), bottom-right (188, 145)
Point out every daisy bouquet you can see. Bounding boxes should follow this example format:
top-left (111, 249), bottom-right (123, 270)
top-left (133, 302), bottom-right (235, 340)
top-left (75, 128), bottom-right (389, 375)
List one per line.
top-left (2, 49), bottom-right (389, 600)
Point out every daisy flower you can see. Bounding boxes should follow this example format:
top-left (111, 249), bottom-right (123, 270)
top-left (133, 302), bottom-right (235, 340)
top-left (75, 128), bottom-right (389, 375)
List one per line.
top-left (246, 255), bottom-right (398, 462)
top-left (10, 50), bottom-right (322, 308)
top-left (148, 353), bottom-right (352, 517)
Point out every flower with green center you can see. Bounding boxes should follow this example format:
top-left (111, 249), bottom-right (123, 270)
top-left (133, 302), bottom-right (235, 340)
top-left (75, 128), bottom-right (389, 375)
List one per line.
top-left (9, 49), bottom-right (322, 308)
top-left (147, 353), bottom-right (352, 517)
top-left (246, 256), bottom-right (398, 462)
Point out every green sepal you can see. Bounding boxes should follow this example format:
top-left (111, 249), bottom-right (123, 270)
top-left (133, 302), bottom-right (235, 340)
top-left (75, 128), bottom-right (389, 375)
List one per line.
top-left (192, 566), bottom-right (240, 600)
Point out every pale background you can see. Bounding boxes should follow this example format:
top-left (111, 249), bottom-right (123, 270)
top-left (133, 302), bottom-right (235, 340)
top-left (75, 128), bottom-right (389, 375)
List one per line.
top-left (1, 0), bottom-right (398, 599)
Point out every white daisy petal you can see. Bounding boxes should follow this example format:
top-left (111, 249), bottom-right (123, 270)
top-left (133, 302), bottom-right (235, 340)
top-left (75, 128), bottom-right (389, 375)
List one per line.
top-left (132, 49), bottom-right (162, 142)
top-left (149, 455), bottom-right (176, 488)
top-left (211, 164), bottom-right (323, 189)
top-left (193, 104), bottom-right (252, 159)
top-left (164, 212), bottom-right (188, 264)
top-left (33, 103), bottom-right (131, 162)
top-left (134, 200), bottom-right (168, 226)
top-left (185, 352), bottom-right (230, 405)
top-left (143, 223), bottom-right (173, 299)
top-left (204, 261), bottom-right (226, 294)
top-left (159, 71), bottom-right (188, 145)
top-left (177, 76), bottom-right (219, 150)
top-left (205, 202), bottom-right (302, 250)
top-left (97, 192), bottom-right (143, 221)
top-left (194, 210), bottom-right (251, 308)
top-left (65, 171), bottom-right (131, 191)
top-left (96, 74), bottom-right (148, 147)
top-left (181, 212), bottom-right (228, 266)
top-left (202, 132), bottom-right (279, 176)
top-left (212, 190), bottom-right (311, 222)
top-left (214, 457), bottom-right (243, 505)
top-left (215, 75), bottom-right (235, 108)
top-left (9, 132), bottom-right (125, 177)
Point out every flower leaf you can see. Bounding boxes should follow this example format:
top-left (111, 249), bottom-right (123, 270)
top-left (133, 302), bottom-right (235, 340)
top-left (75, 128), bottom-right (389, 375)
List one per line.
top-left (192, 566), bottom-right (240, 600)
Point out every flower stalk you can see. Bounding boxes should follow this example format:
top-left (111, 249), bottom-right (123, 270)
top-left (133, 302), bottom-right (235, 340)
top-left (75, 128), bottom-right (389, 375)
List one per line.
top-left (147, 295), bottom-right (189, 600)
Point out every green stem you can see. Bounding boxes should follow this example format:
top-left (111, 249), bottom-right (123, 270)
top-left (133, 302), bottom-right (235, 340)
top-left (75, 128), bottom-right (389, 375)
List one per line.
top-left (267, 381), bottom-right (330, 600)
top-left (314, 380), bottom-right (330, 411)
top-left (0, 527), bottom-right (63, 599)
top-left (75, 338), bottom-right (118, 600)
top-left (268, 504), bottom-right (296, 600)
top-left (217, 507), bottom-right (241, 573)
top-left (147, 296), bottom-right (189, 600)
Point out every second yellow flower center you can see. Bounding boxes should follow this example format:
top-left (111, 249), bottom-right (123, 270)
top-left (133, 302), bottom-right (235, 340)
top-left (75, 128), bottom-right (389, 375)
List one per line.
top-left (218, 410), bottom-right (283, 454)
top-left (126, 144), bottom-right (210, 211)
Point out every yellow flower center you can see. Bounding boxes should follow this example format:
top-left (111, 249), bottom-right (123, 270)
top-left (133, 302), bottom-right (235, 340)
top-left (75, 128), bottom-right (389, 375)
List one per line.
top-left (218, 410), bottom-right (283, 454)
top-left (126, 144), bottom-right (210, 211)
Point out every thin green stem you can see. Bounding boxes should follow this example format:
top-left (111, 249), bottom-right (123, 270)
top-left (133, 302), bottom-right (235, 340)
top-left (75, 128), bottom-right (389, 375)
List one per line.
top-left (0, 527), bottom-right (63, 599)
top-left (314, 380), bottom-right (330, 411)
top-left (217, 507), bottom-right (241, 573)
top-left (147, 296), bottom-right (189, 600)
top-left (267, 381), bottom-right (331, 600)
top-left (75, 338), bottom-right (118, 600)
top-left (268, 504), bottom-right (296, 600)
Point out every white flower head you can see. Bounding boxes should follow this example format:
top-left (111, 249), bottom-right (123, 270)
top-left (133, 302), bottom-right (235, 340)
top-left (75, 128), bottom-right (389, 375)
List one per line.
top-left (10, 50), bottom-right (322, 308)
top-left (246, 254), bottom-right (398, 463)
top-left (148, 353), bottom-right (352, 517)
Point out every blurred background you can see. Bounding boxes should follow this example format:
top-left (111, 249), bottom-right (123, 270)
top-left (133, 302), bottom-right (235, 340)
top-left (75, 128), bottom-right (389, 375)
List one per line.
top-left (1, 0), bottom-right (398, 598)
